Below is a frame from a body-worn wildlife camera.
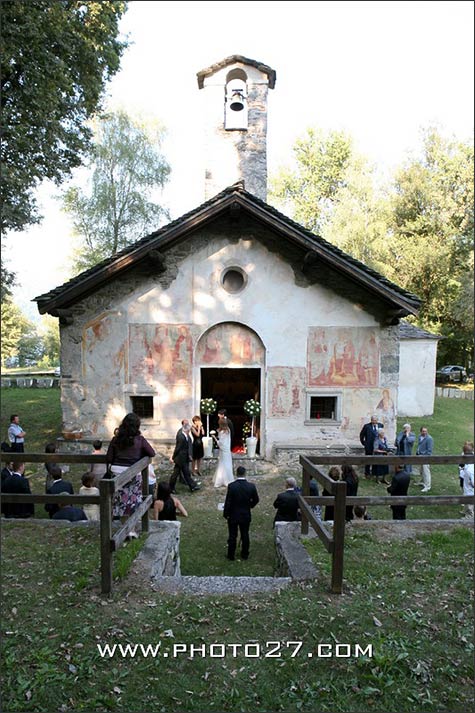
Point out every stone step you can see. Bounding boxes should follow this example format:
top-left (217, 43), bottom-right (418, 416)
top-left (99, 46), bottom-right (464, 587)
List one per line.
top-left (151, 575), bottom-right (292, 595)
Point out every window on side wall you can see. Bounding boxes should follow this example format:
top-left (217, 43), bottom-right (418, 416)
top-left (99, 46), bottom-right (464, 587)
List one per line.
top-left (305, 394), bottom-right (340, 424)
top-left (131, 396), bottom-right (154, 419)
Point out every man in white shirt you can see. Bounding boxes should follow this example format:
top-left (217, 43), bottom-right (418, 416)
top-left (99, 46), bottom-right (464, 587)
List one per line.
top-left (8, 414), bottom-right (26, 453)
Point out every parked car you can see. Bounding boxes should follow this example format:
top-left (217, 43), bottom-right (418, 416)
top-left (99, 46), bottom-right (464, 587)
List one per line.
top-left (435, 365), bottom-right (467, 383)
top-left (54, 367), bottom-right (61, 377)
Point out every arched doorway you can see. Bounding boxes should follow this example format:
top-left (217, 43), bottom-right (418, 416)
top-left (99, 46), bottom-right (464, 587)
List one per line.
top-left (195, 322), bottom-right (265, 453)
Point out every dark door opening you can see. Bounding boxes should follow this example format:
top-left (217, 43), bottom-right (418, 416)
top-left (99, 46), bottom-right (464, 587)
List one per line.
top-left (200, 367), bottom-right (261, 453)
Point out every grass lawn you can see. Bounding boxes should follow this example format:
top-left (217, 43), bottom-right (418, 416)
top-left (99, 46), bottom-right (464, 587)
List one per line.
top-left (1, 388), bottom-right (474, 712)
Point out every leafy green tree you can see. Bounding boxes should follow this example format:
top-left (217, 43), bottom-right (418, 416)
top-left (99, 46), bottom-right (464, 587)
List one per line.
top-left (0, 299), bottom-right (30, 365)
top-left (269, 128), bottom-right (353, 233)
top-left (1, 0), bottom-right (128, 236)
top-left (387, 129), bottom-right (474, 365)
top-left (63, 110), bottom-right (171, 273)
top-left (38, 316), bottom-right (61, 368)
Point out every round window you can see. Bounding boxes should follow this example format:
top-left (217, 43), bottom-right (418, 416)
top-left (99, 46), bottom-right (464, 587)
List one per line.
top-left (221, 267), bottom-right (246, 294)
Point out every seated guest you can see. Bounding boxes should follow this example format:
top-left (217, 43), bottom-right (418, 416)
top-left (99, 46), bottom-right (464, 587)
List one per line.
top-left (52, 493), bottom-right (87, 522)
top-left (273, 477), bottom-right (301, 525)
top-left (323, 467), bottom-right (341, 522)
top-left (44, 442), bottom-right (58, 491)
top-left (387, 465), bottom-right (411, 520)
top-left (89, 440), bottom-right (107, 482)
top-left (153, 481), bottom-right (188, 521)
top-left (341, 465), bottom-right (359, 522)
top-left (79, 473), bottom-right (100, 521)
top-left (45, 465), bottom-right (74, 519)
top-left (1, 461), bottom-right (14, 515)
top-left (309, 474), bottom-right (322, 519)
top-left (353, 505), bottom-right (371, 521)
top-left (2, 463), bottom-right (34, 518)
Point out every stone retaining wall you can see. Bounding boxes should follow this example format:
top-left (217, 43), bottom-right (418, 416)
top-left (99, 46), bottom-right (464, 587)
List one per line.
top-left (274, 521), bottom-right (318, 580)
top-left (435, 386), bottom-right (474, 400)
top-left (1, 378), bottom-right (59, 388)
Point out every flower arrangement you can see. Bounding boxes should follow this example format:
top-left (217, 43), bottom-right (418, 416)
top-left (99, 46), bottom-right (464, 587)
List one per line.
top-left (243, 399), bottom-right (261, 438)
top-left (200, 397), bottom-right (217, 436)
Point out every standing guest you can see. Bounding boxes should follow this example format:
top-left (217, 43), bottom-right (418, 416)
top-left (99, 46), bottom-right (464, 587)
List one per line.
top-left (45, 465), bottom-right (74, 518)
top-left (191, 416), bottom-right (205, 478)
top-left (107, 413), bottom-right (156, 538)
top-left (394, 423), bottom-right (416, 473)
top-left (461, 442), bottom-right (474, 519)
top-left (373, 429), bottom-right (391, 485)
top-left (359, 415), bottom-right (383, 479)
top-left (148, 463), bottom-right (157, 499)
top-left (79, 473), bottom-right (100, 521)
top-left (52, 494), bottom-right (87, 522)
top-left (341, 465), bottom-right (359, 521)
top-left (169, 420), bottom-right (201, 494)
top-left (213, 417), bottom-right (234, 488)
top-left (416, 426), bottom-right (434, 492)
top-left (273, 477), bottom-right (301, 524)
top-left (458, 441), bottom-right (473, 491)
top-left (0, 461), bottom-right (14, 515)
top-left (1, 463), bottom-right (34, 518)
top-left (387, 465), bottom-right (411, 520)
top-left (89, 440), bottom-right (107, 483)
top-left (309, 474), bottom-right (322, 520)
top-left (153, 481), bottom-right (188, 521)
top-left (44, 442), bottom-right (59, 491)
top-left (323, 466), bottom-right (341, 522)
top-left (217, 408), bottom-right (234, 444)
top-left (8, 414), bottom-right (26, 453)
top-left (223, 466), bottom-right (259, 561)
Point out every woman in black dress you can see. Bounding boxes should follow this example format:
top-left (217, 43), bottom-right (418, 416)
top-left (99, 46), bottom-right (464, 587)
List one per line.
top-left (341, 465), bottom-right (359, 521)
top-left (191, 415), bottom-right (205, 477)
top-left (153, 482), bottom-right (188, 521)
top-left (323, 466), bottom-right (341, 521)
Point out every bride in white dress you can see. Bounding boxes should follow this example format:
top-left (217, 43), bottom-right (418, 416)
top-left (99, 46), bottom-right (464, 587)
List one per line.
top-left (213, 418), bottom-right (234, 488)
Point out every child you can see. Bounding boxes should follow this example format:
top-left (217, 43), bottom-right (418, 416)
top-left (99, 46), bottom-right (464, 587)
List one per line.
top-left (79, 473), bottom-right (100, 521)
top-left (89, 440), bottom-right (107, 483)
top-left (353, 505), bottom-right (371, 521)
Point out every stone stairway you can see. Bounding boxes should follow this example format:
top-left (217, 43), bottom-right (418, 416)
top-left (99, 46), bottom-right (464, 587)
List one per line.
top-left (151, 575), bottom-right (292, 595)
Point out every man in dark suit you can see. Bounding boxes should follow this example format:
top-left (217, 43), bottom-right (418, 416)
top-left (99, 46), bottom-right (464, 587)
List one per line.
top-left (2, 462), bottom-right (34, 518)
top-left (169, 420), bottom-right (201, 494)
top-left (45, 464), bottom-right (74, 518)
top-left (52, 493), bottom-right (87, 522)
top-left (273, 477), bottom-right (301, 525)
top-left (223, 466), bottom-right (259, 560)
top-left (387, 465), bottom-right (411, 520)
top-left (360, 415), bottom-right (384, 478)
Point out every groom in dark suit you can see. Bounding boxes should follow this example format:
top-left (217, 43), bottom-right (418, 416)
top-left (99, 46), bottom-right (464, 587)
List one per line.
top-left (223, 466), bottom-right (259, 560)
top-left (169, 420), bottom-right (201, 493)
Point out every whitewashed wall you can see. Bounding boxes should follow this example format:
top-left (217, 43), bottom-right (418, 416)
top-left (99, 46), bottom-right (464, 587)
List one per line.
top-left (398, 339), bottom-right (437, 416)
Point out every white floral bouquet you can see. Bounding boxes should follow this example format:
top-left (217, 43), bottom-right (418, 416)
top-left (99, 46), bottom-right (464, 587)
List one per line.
top-left (243, 399), bottom-right (261, 437)
top-left (200, 398), bottom-right (217, 436)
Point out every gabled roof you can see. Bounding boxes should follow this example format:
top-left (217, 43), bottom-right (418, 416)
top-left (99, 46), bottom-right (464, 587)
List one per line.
top-left (197, 55), bottom-right (276, 89)
top-left (34, 182), bottom-right (421, 317)
top-left (399, 321), bottom-right (442, 340)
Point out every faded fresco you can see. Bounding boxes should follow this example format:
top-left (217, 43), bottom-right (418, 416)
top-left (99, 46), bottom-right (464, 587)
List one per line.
top-left (196, 323), bottom-right (265, 366)
top-left (82, 312), bottom-right (127, 384)
top-left (307, 327), bottom-right (379, 387)
top-left (268, 367), bottom-right (306, 417)
top-left (129, 324), bottom-right (193, 386)
top-left (339, 387), bottom-right (397, 438)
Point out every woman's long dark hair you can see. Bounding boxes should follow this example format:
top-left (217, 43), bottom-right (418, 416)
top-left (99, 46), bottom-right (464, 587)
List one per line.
top-left (341, 465), bottom-right (358, 483)
top-left (156, 481), bottom-right (172, 501)
top-left (115, 413), bottom-right (141, 449)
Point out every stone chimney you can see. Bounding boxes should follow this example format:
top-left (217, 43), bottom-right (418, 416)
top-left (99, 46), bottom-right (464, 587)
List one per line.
top-left (197, 55), bottom-right (276, 201)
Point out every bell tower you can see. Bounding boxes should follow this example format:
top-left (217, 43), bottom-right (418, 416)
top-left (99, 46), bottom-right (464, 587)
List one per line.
top-left (197, 55), bottom-right (276, 201)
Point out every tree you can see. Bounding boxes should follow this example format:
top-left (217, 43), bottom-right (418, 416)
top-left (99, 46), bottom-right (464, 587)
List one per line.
top-left (269, 128), bottom-right (353, 233)
top-left (38, 316), bottom-right (61, 367)
top-left (0, 299), bottom-right (30, 366)
top-left (1, 0), bottom-right (128, 236)
top-left (63, 110), bottom-right (171, 273)
top-left (386, 129), bottom-right (474, 365)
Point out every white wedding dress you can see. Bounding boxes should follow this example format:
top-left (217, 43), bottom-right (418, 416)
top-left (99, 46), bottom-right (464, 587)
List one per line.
top-left (213, 430), bottom-right (234, 488)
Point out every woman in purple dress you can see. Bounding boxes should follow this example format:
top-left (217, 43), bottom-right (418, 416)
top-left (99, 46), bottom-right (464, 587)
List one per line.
top-left (107, 413), bottom-right (155, 536)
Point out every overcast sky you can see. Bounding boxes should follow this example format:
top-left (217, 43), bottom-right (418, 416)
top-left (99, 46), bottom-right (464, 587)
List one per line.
top-left (6, 0), bottom-right (474, 322)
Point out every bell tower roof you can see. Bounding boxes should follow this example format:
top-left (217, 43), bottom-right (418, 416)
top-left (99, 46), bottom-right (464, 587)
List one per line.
top-left (197, 55), bottom-right (276, 89)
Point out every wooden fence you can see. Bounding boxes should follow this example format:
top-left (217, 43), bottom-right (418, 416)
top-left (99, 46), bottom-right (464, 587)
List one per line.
top-left (300, 454), bottom-right (475, 595)
top-left (0, 452), bottom-right (151, 595)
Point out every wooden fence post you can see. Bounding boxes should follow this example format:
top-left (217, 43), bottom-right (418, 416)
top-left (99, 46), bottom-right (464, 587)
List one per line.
top-left (141, 464), bottom-right (150, 534)
top-left (99, 479), bottom-right (114, 596)
top-left (331, 480), bottom-right (347, 594)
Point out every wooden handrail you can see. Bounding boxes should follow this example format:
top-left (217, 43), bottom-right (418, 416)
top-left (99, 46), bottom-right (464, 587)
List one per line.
top-left (303, 455), bottom-right (475, 465)
top-left (1, 494), bottom-right (100, 505)
top-left (298, 495), bottom-right (333, 552)
top-left (108, 457), bottom-right (150, 491)
top-left (0, 452), bottom-right (108, 463)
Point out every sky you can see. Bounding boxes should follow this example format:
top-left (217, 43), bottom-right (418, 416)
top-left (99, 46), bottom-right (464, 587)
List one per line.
top-left (5, 0), bottom-right (474, 322)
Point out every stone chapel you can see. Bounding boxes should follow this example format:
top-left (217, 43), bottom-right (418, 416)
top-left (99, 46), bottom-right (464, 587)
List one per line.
top-left (35, 55), bottom-right (423, 464)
